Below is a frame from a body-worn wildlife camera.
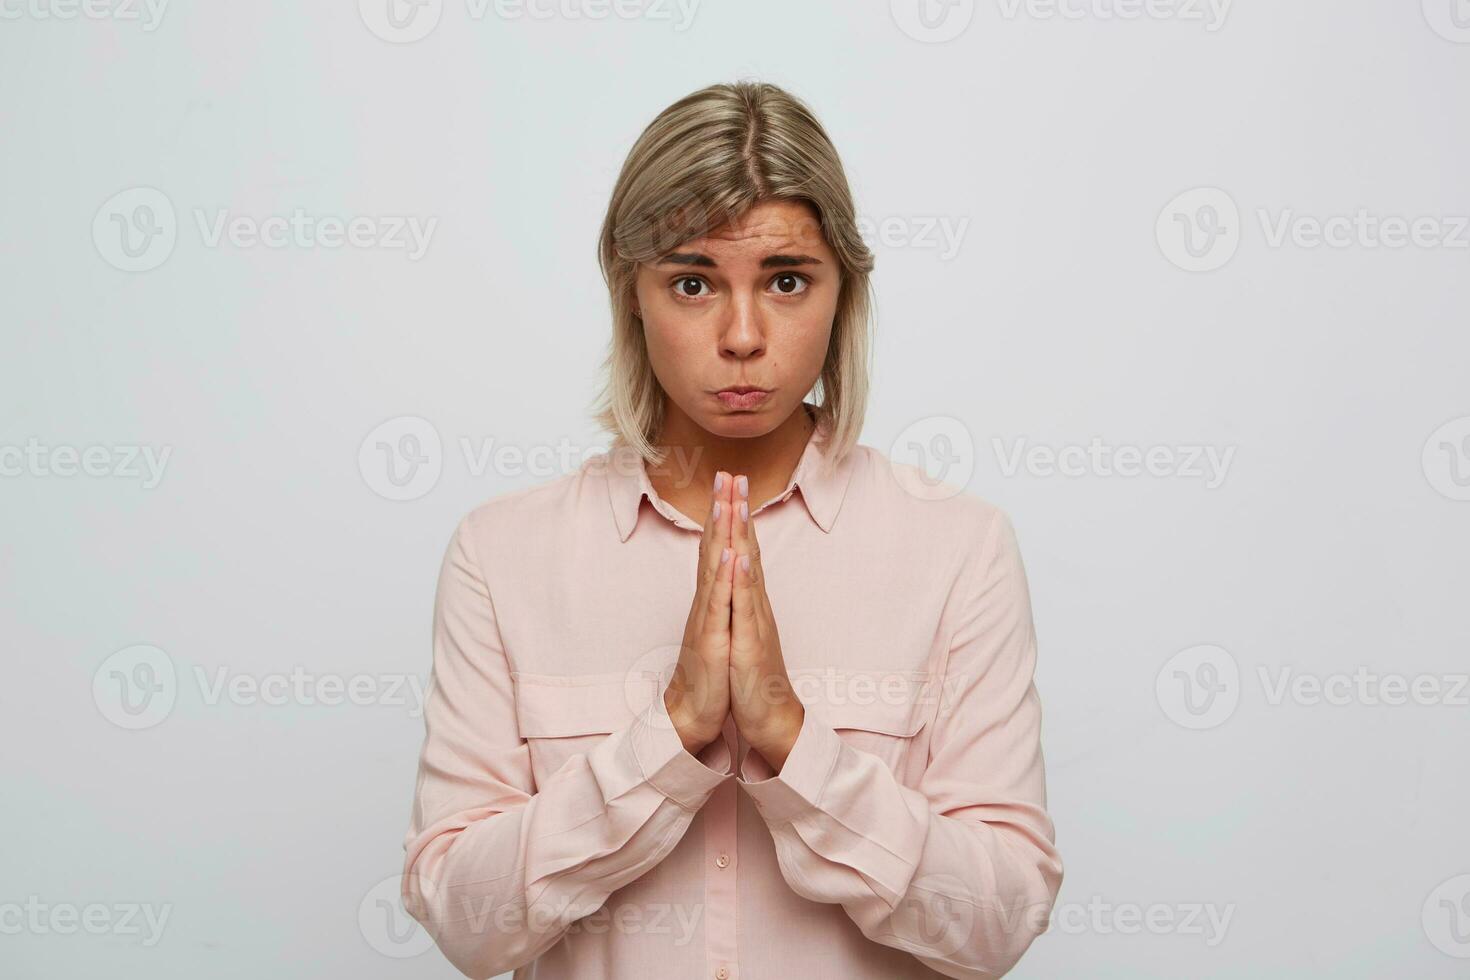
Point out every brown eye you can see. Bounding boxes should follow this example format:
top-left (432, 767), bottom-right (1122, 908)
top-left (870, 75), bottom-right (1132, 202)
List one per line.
top-left (771, 273), bottom-right (809, 295)
top-left (675, 277), bottom-right (709, 298)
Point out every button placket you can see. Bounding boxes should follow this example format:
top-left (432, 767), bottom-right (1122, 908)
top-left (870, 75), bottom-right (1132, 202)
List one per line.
top-left (704, 717), bottom-right (739, 978)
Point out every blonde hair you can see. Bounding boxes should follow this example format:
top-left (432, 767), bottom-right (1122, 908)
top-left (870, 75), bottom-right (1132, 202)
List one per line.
top-left (592, 80), bottom-right (874, 467)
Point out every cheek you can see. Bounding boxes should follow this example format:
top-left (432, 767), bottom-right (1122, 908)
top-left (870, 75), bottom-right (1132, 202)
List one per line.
top-left (778, 308), bottom-right (836, 371)
top-left (644, 319), bottom-right (702, 362)
top-left (641, 320), bottom-right (707, 394)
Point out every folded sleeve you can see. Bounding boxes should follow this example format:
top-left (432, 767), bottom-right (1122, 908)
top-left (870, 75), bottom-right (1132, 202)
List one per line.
top-left (736, 508), bottom-right (1063, 979)
top-left (401, 515), bottom-right (734, 980)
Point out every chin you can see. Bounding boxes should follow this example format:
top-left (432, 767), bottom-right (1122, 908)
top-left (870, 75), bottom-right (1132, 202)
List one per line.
top-left (702, 411), bottom-right (778, 439)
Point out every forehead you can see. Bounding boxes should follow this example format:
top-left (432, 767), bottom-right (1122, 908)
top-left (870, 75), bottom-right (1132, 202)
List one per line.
top-left (686, 199), bottom-right (830, 254)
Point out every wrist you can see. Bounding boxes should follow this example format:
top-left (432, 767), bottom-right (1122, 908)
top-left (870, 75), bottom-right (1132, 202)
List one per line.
top-left (747, 703), bottom-right (804, 771)
top-left (665, 689), bottom-right (717, 755)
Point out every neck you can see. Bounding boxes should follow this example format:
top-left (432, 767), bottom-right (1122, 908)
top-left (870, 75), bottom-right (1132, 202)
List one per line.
top-left (648, 402), bottom-right (818, 522)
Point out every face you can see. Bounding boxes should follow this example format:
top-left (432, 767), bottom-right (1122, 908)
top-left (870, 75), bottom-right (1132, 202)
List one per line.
top-left (634, 198), bottom-right (840, 440)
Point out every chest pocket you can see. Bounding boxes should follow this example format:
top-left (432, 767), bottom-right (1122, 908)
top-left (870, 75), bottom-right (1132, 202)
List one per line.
top-left (511, 671), bottom-right (655, 789)
top-left (791, 668), bottom-right (934, 779)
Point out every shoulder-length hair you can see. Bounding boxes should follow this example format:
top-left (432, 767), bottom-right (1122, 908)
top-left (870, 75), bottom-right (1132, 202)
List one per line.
top-left (592, 80), bottom-right (874, 468)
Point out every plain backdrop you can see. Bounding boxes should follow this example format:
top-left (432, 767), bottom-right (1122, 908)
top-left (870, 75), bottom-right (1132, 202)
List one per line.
top-left (2, 1), bottom-right (1468, 977)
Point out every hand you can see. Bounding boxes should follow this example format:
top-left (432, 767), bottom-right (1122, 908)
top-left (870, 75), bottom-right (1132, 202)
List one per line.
top-left (728, 473), bottom-right (805, 772)
top-left (664, 470), bottom-right (736, 756)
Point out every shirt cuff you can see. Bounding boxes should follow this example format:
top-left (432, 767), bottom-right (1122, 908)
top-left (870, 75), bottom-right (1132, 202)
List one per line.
top-left (630, 686), bottom-right (734, 810)
top-left (735, 707), bottom-right (842, 824)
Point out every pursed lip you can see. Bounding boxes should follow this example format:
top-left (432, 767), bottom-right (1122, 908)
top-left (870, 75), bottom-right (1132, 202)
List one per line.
top-left (716, 385), bottom-right (769, 394)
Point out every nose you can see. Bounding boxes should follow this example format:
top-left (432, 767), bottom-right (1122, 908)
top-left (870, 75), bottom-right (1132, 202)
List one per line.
top-left (719, 292), bottom-right (766, 359)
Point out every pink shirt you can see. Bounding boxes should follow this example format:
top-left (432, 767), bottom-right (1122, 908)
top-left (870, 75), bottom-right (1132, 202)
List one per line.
top-left (401, 420), bottom-right (1063, 979)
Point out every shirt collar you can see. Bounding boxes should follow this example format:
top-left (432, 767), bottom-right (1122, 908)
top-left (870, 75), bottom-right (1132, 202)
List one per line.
top-left (602, 410), bottom-right (857, 542)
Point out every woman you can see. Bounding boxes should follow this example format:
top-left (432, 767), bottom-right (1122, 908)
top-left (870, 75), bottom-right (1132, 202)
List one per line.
top-left (401, 80), bottom-right (1063, 979)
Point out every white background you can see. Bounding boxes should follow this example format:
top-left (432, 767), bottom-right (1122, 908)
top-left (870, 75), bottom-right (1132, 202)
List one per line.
top-left (2, 1), bottom-right (1468, 976)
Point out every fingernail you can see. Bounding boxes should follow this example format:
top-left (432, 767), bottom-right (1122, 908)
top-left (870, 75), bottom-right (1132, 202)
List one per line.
top-left (714, 472), bottom-right (724, 492)
top-left (720, 548), bottom-right (731, 564)
top-left (739, 500), bottom-right (748, 522)
top-left (736, 475), bottom-right (748, 498)
top-left (713, 501), bottom-right (722, 520)
top-left (740, 555), bottom-right (750, 572)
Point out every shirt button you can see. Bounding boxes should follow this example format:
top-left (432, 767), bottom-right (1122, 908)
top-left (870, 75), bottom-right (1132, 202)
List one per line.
top-left (716, 968), bottom-right (729, 979)
top-left (715, 852), bottom-right (730, 869)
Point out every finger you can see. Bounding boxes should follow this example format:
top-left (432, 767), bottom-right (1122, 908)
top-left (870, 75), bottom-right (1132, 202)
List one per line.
top-left (740, 485), bottom-right (775, 624)
top-left (702, 472), bottom-right (735, 645)
top-left (696, 471), bottom-right (729, 590)
top-left (690, 470), bottom-right (731, 630)
top-left (730, 475), bottom-right (761, 651)
top-left (731, 474), bottom-right (771, 623)
top-left (704, 532), bottom-right (734, 646)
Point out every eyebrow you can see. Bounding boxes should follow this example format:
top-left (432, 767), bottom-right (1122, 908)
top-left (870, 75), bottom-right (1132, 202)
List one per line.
top-left (654, 251), bottom-right (824, 269)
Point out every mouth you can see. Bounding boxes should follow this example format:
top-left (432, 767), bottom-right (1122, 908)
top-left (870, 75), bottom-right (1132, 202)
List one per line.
top-left (714, 386), bottom-right (771, 410)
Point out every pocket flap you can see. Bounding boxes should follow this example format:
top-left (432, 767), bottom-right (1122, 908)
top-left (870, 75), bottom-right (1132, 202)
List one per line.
top-left (511, 672), bottom-right (652, 738)
top-left (789, 668), bottom-right (933, 737)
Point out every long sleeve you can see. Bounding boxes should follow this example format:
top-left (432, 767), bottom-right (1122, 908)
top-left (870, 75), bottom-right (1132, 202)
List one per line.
top-left (736, 508), bottom-right (1063, 978)
top-left (401, 516), bottom-right (734, 980)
